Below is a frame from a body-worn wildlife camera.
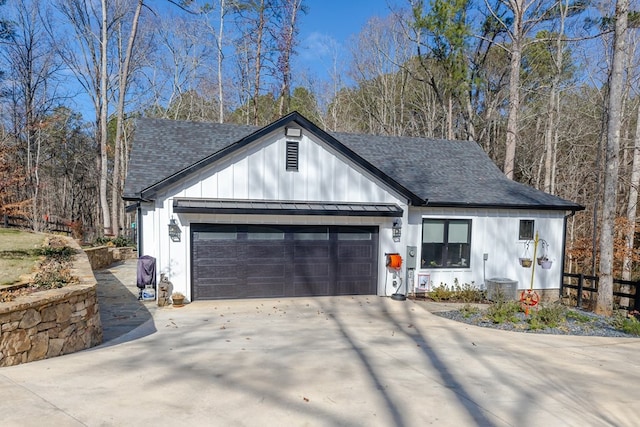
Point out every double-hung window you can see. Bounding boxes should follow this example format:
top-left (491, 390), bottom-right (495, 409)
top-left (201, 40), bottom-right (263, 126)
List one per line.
top-left (422, 219), bottom-right (471, 268)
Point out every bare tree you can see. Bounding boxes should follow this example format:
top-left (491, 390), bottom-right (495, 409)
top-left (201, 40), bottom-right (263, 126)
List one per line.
top-left (484, 0), bottom-right (560, 179)
top-left (49, 0), bottom-right (115, 236)
top-left (597, 0), bottom-right (628, 316)
top-left (3, 0), bottom-right (61, 231)
top-left (276, 0), bottom-right (304, 116)
top-left (147, 11), bottom-right (219, 121)
top-left (218, 0), bottom-right (226, 123)
top-left (111, 0), bottom-right (143, 237)
top-left (620, 17), bottom-right (640, 298)
top-left (542, 1), bottom-right (572, 194)
top-left (247, 0), bottom-right (268, 125)
top-left (98, 0), bottom-right (110, 235)
top-left (620, 97), bottom-right (640, 308)
top-left (346, 14), bottom-right (414, 136)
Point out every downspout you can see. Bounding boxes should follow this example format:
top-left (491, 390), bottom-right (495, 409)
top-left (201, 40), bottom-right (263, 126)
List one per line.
top-left (137, 203), bottom-right (143, 256)
top-left (560, 210), bottom-right (577, 298)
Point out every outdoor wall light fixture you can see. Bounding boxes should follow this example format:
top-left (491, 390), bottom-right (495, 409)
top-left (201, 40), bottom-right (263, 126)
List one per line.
top-left (168, 217), bottom-right (181, 242)
top-left (392, 218), bottom-right (402, 242)
top-left (285, 127), bottom-right (302, 137)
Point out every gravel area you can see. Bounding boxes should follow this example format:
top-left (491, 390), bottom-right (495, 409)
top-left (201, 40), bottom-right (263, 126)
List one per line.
top-left (434, 306), bottom-right (639, 338)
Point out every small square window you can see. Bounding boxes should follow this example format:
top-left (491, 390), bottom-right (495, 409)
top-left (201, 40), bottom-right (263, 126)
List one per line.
top-left (286, 141), bottom-right (299, 171)
top-left (519, 220), bottom-right (534, 240)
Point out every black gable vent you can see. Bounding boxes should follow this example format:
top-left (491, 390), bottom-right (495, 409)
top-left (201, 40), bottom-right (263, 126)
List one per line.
top-left (286, 140), bottom-right (299, 171)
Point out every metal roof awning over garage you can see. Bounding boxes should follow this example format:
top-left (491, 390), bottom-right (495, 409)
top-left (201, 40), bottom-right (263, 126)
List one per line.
top-left (172, 198), bottom-right (403, 217)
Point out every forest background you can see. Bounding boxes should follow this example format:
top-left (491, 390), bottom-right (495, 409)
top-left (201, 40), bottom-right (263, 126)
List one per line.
top-left (0, 0), bottom-right (638, 313)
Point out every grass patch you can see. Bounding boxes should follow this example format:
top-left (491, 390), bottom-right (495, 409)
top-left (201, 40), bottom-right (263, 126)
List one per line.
top-left (0, 228), bottom-right (45, 251)
top-left (0, 233), bottom-right (78, 300)
top-left (0, 229), bottom-right (46, 286)
top-left (566, 310), bottom-right (593, 323)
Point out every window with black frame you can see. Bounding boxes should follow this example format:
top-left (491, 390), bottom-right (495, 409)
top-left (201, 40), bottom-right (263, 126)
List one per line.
top-left (421, 219), bottom-right (471, 268)
top-left (519, 219), bottom-right (534, 240)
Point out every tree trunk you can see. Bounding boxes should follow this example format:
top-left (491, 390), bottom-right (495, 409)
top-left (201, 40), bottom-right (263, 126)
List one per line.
top-left (504, 5), bottom-right (522, 180)
top-left (252, 0), bottom-right (265, 126)
top-left (544, 0), bottom-right (569, 194)
top-left (277, 0), bottom-right (301, 117)
top-left (111, 0), bottom-right (143, 238)
top-left (597, 0), bottom-right (628, 316)
top-left (620, 100), bottom-right (640, 306)
top-left (447, 94), bottom-right (453, 140)
top-left (544, 89), bottom-right (557, 193)
top-left (99, 0), bottom-right (111, 236)
top-left (218, 0), bottom-right (225, 123)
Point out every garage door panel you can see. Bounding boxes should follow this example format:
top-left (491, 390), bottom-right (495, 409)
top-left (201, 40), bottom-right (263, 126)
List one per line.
top-left (194, 245), bottom-right (238, 259)
top-left (246, 244), bottom-right (286, 259)
top-left (196, 265), bottom-right (239, 279)
top-left (336, 280), bottom-right (373, 295)
top-left (294, 245), bottom-right (330, 259)
top-left (338, 245), bottom-right (373, 259)
top-left (294, 281), bottom-right (330, 296)
top-left (192, 225), bottom-right (378, 300)
top-left (337, 262), bottom-right (373, 277)
top-left (246, 264), bottom-right (286, 279)
top-left (245, 282), bottom-right (286, 297)
top-left (294, 262), bottom-right (330, 277)
top-left (196, 284), bottom-right (241, 299)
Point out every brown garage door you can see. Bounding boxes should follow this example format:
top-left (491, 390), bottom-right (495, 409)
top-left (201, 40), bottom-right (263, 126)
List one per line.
top-left (191, 224), bottom-right (378, 300)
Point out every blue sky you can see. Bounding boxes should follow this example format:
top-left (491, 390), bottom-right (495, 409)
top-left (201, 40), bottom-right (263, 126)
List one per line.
top-left (64, 0), bottom-right (407, 120)
top-left (295, 0), bottom-right (406, 79)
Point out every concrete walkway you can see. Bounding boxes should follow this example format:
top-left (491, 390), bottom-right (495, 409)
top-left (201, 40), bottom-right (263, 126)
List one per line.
top-left (1, 262), bottom-right (639, 426)
top-left (94, 259), bottom-right (157, 343)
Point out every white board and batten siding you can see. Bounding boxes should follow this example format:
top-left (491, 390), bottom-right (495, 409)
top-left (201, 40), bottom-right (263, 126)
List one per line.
top-left (140, 127), bottom-right (569, 299)
top-left (405, 208), bottom-right (567, 293)
top-left (141, 129), bottom-right (410, 299)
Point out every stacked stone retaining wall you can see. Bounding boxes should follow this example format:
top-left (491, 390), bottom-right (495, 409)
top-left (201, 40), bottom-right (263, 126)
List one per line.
top-left (84, 246), bottom-right (137, 270)
top-left (0, 239), bottom-right (103, 367)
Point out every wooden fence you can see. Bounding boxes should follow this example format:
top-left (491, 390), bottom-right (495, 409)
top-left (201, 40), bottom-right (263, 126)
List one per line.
top-left (561, 272), bottom-right (640, 312)
top-left (2, 214), bottom-right (72, 235)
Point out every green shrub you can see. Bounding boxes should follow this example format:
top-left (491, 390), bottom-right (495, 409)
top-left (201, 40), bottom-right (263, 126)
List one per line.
top-left (112, 236), bottom-right (134, 247)
top-left (427, 279), bottom-right (484, 303)
top-left (485, 300), bottom-right (521, 324)
top-left (459, 303), bottom-right (481, 318)
top-left (33, 257), bottom-right (77, 289)
top-left (428, 283), bottom-right (454, 302)
top-left (453, 280), bottom-right (485, 303)
top-left (531, 303), bottom-right (567, 328)
top-left (566, 310), bottom-right (592, 323)
top-left (527, 316), bottom-right (547, 330)
top-left (610, 312), bottom-right (640, 336)
top-left (94, 236), bottom-right (134, 248)
top-left (37, 246), bottom-right (76, 260)
top-left (95, 236), bottom-right (111, 246)
top-left (32, 245), bottom-right (78, 289)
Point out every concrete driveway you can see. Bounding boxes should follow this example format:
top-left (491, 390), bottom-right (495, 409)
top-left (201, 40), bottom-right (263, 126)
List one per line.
top-left (1, 262), bottom-right (639, 426)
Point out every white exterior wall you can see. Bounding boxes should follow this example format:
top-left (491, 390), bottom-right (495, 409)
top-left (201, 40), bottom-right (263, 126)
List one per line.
top-left (403, 207), bottom-right (567, 293)
top-left (140, 129), bottom-right (410, 299)
top-left (139, 126), bottom-right (571, 299)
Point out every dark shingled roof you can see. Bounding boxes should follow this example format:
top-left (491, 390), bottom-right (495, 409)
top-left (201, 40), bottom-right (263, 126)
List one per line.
top-left (124, 118), bottom-right (259, 199)
top-left (124, 113), bottom-right (583, 211)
